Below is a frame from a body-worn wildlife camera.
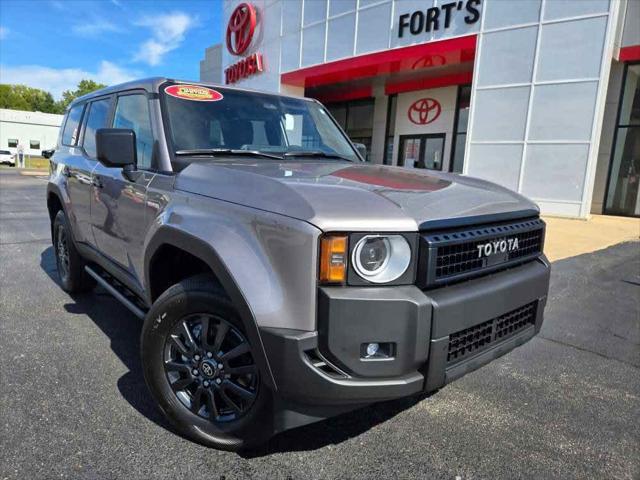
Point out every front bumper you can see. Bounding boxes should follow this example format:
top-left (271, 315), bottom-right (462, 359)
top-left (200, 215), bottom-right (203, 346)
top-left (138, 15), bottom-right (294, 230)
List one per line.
top-left (260, 256), bottom-right (550, 406)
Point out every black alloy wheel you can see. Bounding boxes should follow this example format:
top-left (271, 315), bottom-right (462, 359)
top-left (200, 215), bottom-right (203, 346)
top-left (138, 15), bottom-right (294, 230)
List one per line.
top-left (164, 313), bottom-right (259, 423)
top-left (52, 210), bottom-right (95, 293)
top-left (141, 275), bottom-right (273, 450)
top-left (55, 223), bottom-right (70, 283)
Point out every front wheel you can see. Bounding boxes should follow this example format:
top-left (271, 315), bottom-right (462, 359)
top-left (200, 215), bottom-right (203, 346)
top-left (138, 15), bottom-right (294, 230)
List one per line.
top-left (140, 275), bottom-right (273, 450)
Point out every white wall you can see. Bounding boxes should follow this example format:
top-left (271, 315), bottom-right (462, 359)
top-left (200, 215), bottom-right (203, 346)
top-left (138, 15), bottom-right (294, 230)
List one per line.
top-left (200, 44), bottom-right (223, 84)
top-left (465, 0), bottom-right (621, 218)
top-left (0, 109), bottom-right (63, 156)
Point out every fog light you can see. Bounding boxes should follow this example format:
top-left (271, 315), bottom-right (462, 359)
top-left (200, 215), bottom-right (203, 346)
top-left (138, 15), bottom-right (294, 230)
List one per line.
top-left (361, 342), bottom-right (395, 360)
top-left (366, 343), bottom-right (379, 357)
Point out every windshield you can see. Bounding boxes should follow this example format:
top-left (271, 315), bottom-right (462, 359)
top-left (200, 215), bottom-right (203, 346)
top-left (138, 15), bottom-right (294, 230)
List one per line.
top-left (162, 84), bottom-right (359, 161)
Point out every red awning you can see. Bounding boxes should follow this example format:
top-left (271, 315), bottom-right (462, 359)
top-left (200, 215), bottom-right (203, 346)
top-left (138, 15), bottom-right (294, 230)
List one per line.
top-left (619, 45), bottom-right (640, 62)
top-left (281, 35), bottom-right (477, 90)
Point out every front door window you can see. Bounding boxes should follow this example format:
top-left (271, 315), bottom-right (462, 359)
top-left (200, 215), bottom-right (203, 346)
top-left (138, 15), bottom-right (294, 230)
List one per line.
top-left (605, 63), bottom-right (640, 217)
top-left (398, 134), bottom-right (445, 170)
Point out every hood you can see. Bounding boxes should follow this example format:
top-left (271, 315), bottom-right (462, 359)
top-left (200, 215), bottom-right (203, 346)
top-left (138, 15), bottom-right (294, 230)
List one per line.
top-left (174, 160), bottom-right (539, 232)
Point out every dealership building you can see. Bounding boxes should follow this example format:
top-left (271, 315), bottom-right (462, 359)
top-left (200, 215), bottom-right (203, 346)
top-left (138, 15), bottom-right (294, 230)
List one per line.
top-left (0, 109), bottom-right (63, 156)
top-left (201, 0), bottom-right (640, 218)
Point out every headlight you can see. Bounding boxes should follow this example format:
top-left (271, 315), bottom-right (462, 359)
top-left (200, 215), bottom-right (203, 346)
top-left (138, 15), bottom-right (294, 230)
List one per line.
top-left (352, 235), bottom-right (411, 283)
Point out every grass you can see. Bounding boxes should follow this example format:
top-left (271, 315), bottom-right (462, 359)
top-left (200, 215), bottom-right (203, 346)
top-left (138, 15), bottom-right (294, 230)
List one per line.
top-left (0, 156), bottom-right (51, 170)
top-left (24, 156), bottom-right (50, 170)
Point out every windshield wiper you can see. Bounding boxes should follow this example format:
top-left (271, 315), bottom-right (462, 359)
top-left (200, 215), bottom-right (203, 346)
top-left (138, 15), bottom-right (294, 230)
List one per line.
top-left (175, 148), bottom-right (283, 160)
top-left (282, 151), bottom-right (354, 162)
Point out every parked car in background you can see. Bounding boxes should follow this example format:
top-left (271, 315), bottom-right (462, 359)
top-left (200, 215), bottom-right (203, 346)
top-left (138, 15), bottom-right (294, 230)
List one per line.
top-left (0, 150), bottom-right (16, 166)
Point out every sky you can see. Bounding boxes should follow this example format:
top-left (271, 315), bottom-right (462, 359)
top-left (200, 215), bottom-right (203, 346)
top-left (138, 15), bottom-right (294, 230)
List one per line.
top-left (0, 0), bottom-right (222, 99)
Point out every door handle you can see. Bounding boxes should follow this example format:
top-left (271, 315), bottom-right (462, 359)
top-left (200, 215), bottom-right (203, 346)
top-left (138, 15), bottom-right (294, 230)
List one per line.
top-left (92, 176), bottom-right (104, 189)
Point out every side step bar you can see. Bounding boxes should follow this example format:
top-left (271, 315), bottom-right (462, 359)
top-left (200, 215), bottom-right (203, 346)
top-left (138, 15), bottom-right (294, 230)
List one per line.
top-left (84, 265), bottom-right (147, 319)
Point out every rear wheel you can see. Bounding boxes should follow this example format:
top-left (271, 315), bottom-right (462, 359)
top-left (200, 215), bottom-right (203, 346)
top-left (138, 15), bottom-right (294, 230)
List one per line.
top-left (52, 210), bottom-right (95, 293)
top-left (141, 275), bottom-right (272, 450)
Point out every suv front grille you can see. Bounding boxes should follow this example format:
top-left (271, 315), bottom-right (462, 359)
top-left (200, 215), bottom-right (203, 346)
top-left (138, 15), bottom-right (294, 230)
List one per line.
top-left (447, 302), bottom-right (537, 365)
top-left (419, 217), bottom-right (545, 288)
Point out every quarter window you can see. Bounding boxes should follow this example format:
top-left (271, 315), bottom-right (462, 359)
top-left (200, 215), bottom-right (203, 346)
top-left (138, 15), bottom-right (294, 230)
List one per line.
top-left (62, 104), bottom-right (85, 146)
top-left (82, 98), bottom-right (112, 159)
top-left (113, 94), bottom-right (154, 169)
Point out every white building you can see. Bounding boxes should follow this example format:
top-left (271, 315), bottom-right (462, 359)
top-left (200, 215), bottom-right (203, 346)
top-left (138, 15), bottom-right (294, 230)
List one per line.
top-left (0, 109), bottom-right (63, 156)
top-left (201, 0), bottom-right (640, 219)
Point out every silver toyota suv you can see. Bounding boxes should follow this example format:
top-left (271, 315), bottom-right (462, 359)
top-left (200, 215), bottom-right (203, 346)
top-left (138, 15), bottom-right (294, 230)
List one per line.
top-left (46, 78), bottom-right (550, 450)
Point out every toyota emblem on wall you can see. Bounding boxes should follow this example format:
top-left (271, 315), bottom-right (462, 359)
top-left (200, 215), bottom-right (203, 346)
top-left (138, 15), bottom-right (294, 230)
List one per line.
top-left (408, 98), bottom-right (442, 125)
top-left (226, 3), bottom-right (257, 56)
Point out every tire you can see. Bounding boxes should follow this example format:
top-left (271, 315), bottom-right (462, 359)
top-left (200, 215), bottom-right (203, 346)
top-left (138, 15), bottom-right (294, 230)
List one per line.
top-left (141, 275), bottom-right (273, 450)
top-left (52, 210), bottom-right (96, 293)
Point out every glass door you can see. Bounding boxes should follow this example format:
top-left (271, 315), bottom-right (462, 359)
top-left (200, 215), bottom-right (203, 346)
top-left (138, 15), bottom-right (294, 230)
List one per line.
top-left (605, 63), bottom-right (640, 217)
top-left (398, 134), bottom-right (445, 170)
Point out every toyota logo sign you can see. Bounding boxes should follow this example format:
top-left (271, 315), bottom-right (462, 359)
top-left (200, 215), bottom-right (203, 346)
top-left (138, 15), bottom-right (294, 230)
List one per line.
top-left (407, 98), bottom-right (441, 125)
top-left (226, 3), bottom-right (257, 56)
top-left (224, 2), bottom-right (264, 84)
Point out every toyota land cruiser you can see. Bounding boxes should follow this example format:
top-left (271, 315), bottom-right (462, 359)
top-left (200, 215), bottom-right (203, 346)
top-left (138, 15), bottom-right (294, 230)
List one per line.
top-left (47, 78), bottom-right (550, 450)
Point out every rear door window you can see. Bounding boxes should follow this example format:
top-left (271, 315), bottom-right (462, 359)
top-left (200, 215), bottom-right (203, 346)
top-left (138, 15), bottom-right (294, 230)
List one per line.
top-left (62, 104), bottom-right (85, 146)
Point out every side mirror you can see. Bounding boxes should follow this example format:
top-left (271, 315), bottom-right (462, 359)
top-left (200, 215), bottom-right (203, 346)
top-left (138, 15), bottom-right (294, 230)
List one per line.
top-left (96, 128), bottom-right (137, 168)
top-left (42, 149), bottom-right (55, 159)
top-left (354, 142), bottom-right (367, 161)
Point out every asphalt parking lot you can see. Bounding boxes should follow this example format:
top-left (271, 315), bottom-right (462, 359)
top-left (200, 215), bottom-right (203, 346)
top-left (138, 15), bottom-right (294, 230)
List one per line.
top-left (1, 169), bottom-right (638, 480)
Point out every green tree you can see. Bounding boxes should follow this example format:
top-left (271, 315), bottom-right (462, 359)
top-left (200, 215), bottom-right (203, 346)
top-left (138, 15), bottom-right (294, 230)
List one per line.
top-left (0, 84), bottom-right (61, 113)
top-left (58, 79), bottom-right (106, 111)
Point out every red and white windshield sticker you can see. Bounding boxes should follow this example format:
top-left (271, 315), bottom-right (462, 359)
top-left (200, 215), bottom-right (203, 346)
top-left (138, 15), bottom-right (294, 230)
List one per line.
top-left (164, 85), bottom-right (223, 102)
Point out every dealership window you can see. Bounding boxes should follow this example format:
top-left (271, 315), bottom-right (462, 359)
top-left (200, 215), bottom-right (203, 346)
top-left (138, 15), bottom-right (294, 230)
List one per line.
top-left (7, 139), bottom-right (17, 148)
top-left (604, 63), bottom-right (640, 218)
top-left (450, 85), bottom-right (471, 173)
top-left (29, 140), bottom-right (40, 150)
top-left (326, 98), bottom-right (374, 160)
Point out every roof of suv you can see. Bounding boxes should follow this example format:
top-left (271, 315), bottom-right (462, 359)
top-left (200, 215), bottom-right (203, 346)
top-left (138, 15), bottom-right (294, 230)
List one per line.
top-left (69, 77), bottom-right (315, 111)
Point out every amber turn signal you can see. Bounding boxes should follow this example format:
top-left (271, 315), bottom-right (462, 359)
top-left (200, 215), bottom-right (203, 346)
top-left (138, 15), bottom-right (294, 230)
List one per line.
top-left (319, 235), bottom-right (348, 284)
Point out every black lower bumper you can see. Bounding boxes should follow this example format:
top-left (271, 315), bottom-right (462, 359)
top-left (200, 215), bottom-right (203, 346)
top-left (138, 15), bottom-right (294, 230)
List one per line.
top-left (260, 257), bottom-right (550, 408)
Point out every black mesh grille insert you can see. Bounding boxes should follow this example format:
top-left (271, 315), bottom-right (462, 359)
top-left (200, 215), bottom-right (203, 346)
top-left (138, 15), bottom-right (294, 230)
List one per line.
top-left (447, 302), bottom-right (537, 364)
top-left (507, 228), bottom-right (544, 260)
top-left (421, 218), bottom-right (545, 288)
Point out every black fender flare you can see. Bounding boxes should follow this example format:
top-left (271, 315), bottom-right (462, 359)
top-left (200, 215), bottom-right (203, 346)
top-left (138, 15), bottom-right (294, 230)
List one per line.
top-left (46, 182), bottom-right (68, 213)
top-left (144, 226), bottom-right (277, 391)
top-left (46, 182), bottom-right (71, 242)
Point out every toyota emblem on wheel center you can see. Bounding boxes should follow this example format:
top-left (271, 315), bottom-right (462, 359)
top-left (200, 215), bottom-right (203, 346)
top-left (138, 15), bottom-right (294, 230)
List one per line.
top-left (200, 360), bottom-right (216, 378)
top-left (226, 3), bottom-right (257, 56)
top-left (408, 98), bottom-right (442, 125)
